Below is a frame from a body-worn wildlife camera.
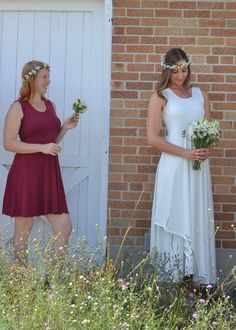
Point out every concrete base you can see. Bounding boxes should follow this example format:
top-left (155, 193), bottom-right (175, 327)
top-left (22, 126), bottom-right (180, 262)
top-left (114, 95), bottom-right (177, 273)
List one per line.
top-left (108, 245), bottom-right (236, 281)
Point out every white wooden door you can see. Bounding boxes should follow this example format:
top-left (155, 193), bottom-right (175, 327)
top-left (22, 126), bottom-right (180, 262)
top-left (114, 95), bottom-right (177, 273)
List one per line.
top-left (0, 0), bottom-right (110, 253)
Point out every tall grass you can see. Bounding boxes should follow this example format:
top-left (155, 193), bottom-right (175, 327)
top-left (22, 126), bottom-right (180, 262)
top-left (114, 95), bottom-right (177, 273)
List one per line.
top-left (0, 239), bottom-right (235, 330)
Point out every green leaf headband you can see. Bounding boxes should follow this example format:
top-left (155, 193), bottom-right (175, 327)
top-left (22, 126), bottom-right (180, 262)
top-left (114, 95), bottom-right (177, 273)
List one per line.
top-left (161, 59), bottom-right (191, 70)
top-left (23, 63), bottom-right (50, 82)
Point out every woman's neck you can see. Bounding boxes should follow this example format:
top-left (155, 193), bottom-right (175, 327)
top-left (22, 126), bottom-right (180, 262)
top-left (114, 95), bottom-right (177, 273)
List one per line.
top-left (29, 94), bottom-right (43, 105)
top-left (169, 85), bottom-right (186, 91)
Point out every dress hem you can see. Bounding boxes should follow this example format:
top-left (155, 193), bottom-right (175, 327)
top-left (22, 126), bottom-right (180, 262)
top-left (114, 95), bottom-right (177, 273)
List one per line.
top-left (3, 211), bottom-right (69, 217)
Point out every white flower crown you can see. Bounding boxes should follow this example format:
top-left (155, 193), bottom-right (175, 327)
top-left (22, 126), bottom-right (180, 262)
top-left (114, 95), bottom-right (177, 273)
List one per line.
top-left (161, 59), bottom-right (191, 70)
top-left (22, 63), bottom-right (50, 82)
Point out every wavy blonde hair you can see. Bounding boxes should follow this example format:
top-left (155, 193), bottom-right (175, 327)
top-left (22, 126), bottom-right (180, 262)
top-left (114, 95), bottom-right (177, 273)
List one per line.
top-left (19, 60), bottom-right (50, 100)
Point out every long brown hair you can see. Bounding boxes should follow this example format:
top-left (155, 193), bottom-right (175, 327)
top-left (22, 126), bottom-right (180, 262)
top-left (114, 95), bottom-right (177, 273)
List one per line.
top-left (19, 60), bottom-right (50, 100)
top-left (156, 48), bottom-right (191, 98)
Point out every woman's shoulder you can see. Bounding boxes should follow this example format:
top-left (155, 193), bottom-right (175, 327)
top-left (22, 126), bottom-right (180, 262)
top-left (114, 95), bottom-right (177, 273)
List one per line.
top-left (6, 100), bottom-right (24, 119)
top-left (149, 91), bottom-right (167, 104)
top-left (192, 85), bottom-right (206, 94)
top-left (45, 98), bottom-right (56, 112)
top-left (191, 85), bottom-right (208, 100)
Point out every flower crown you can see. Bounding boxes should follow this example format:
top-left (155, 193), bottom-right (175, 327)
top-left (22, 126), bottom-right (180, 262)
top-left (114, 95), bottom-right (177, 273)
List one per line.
top-left (161, 59), bottom-right (191, 70)
top-left (22, 63), bottom-right (50, 82)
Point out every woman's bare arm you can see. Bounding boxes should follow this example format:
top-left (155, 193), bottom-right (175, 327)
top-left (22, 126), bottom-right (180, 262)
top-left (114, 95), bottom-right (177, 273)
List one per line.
top-left (4, 101), bottom-right (61, 156)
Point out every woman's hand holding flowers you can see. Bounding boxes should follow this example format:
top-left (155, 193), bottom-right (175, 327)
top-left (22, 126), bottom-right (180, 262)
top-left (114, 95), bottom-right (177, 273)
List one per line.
top-left (182, 118), bottom-right (220, 170)
top-left (184, 147), bottom-right (210, 162)
top-left (64, 113), bottom-right (79, 130)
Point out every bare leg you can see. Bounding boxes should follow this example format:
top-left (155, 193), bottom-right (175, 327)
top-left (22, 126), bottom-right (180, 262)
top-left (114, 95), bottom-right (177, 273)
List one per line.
top-left (46, 213), bottom-right (72, 260)
top-left (14, 217), bottom-right (34, 266)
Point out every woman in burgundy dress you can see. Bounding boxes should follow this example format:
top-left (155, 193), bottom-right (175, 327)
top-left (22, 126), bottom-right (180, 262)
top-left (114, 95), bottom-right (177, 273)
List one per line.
top-left (2, 60), bottom-right (79, 265)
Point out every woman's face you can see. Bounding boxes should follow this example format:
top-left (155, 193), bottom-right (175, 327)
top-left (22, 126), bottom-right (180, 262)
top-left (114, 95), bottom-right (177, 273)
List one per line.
top-left (169, 61), bottom-right (189, 88)
top-left (34, 69), bottom-right (50, 96)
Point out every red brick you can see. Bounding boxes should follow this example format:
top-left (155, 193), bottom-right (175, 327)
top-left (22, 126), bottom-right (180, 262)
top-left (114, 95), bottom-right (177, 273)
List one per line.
top-left (112, 72), bottom-right (139, 80)
top-left (127, 63), bottom-right (155, 72)
top-left (124, 118), bottom-right (146, 127)
top-left (126, 82), bottom-right (153, 90)
top-left (113, 36), bottom-right (140, 44)
top-left (124, 156), bottom-right (151, 164)
top-left (127, 9), bottom-right (154, 17)
top-left (183, 10), bottom-right (210, 18)
top-left (222, 241), bottom-right (236, 249)
top-left (169, 37), bottom-right (196, 45)
top-left (141, 18), bottom-right (168, 26)
top-left (206, 56), bottom-right (219, 64)
top-left (199, 19), bottom-right (225, 27)
top-left (215, 231), bottom-right (235, 240)
top-left (113, 17), bottom-right (140, 26)
top-left (141, 1), bottom-right (167, 9)
top-left (127, 27), bottom-right (153, 35)
top-left (212, 11), bottom-right (236, 19)
top-left (211, 29), bottom-right (236, 37)
top-left (109, 1), bottom-right (236, 250)
top-left (110, 127), bottom-right (137, 137)
top-left (110, 146), bottom-right (137, 155)
top-left (197, 37), bottom-right (224, 45)
top-left (170, 2), bottom-right (196, 9)
top-left (141, 36), bottom-right (167, 44)
top-left (111, 91), bottom-right (138, 99)
top-left (113, 27), bottom-right (125, 35)
top-left (112, 54), bottom-right (133, 62)
top-left (113, 0), bottom-right (140, 8)
top-left (129, 183), bottom-right (143, 191)
top-left (126, 45), bottom-right (154, 53)
top-left (198, 2), bottom-right (223, 10)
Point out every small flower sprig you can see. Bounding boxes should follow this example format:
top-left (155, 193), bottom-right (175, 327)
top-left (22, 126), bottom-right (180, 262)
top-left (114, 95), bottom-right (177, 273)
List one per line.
top-left (72, 98), bottom-right (87, 114)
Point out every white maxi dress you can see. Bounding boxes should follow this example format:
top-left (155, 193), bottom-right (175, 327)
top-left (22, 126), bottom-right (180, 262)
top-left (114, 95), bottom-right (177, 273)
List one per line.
top-left (150, 87), bottom-right (216, 284)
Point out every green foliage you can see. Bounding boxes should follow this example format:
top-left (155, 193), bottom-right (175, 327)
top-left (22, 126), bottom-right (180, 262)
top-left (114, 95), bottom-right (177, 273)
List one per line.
top-left (0, 245), bottom-right (235, 330)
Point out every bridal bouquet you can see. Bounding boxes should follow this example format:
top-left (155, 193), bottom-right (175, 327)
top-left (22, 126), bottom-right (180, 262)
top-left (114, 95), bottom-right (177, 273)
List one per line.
top-left (72, 98), bottom-right (87, 114)
top-left (182, 118), bottom-right (220, 170)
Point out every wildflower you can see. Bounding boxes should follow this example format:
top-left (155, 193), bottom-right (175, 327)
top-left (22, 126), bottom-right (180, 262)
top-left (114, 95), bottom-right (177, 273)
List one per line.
top-left (122, 284), bottom-right (128, 291)
top-left (117, 278), bottom-right (124, 284)
top-left (199, 298), bottom-right (205, 304)
top-left (192, 312), bottom-right (198, 320)
top-left (121, 323), bottom-right (129, 328)
top-left (188, 292), bottom-right (195, 300)
top-left (81, 319), bottom-right (90, 325)
top-left (206, 284), bottom-right (212, 289)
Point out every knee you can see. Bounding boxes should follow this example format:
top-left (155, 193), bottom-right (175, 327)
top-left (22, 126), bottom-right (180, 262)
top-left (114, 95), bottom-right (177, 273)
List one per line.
top-left (66, 220), bottom-right (73, 237)
top-left (60, 218), bottom-right (72, 239)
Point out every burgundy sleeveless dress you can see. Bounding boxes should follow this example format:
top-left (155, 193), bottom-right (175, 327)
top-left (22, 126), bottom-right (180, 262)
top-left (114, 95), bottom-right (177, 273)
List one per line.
top-left (2, 99), bottom-right (69, 217)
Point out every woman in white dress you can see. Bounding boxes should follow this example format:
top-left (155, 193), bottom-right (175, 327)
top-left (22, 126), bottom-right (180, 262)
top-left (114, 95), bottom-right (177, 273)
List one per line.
top-left (147, 48), bottom-right (216, 285)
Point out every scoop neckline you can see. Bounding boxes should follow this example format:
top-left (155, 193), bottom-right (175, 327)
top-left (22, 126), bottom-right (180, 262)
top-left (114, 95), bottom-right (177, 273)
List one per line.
top-left (28, 100), bottom-right (48, 113)
top-left (168, 87), bottom-right (193, 100)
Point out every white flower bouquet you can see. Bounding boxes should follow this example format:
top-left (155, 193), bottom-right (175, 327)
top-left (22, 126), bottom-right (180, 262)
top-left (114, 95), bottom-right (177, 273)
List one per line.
top-left (182, 118), bottom-right (220, 170)
top-left (72, 98), bottom-right (87, 114)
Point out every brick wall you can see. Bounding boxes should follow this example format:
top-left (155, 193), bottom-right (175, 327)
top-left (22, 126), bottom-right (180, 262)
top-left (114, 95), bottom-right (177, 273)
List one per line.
top-left (109, 0), bottom-right (236, 252)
